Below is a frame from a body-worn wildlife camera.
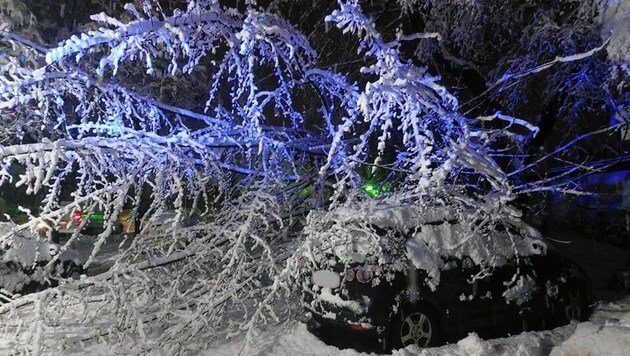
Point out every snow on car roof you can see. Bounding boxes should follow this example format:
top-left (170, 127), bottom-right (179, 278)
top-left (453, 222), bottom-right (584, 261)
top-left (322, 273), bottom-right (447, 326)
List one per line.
top-left (331, 202), bottom-right (455, 230)
top-left (304, 196), bottom-right (546, 286)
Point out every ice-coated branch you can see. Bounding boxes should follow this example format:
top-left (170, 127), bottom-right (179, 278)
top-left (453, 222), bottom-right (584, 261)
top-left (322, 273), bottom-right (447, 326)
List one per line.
top-left (495, 36), bottom-right (611, 86)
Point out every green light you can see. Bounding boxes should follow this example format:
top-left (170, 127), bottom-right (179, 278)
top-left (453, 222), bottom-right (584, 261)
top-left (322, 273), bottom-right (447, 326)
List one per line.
top-left (363, 183), bottom-right (380, 197)
top-left (300, 186), bottom-right (312, 197)
top-left (362, 181), bottom-right (393, 197)
top-left (83, 213), bottom-right (104, 221)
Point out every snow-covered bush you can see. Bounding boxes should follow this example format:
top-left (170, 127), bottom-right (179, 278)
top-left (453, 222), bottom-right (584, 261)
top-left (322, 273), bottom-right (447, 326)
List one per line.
top-left (0, 0), bottom-right (622, 354)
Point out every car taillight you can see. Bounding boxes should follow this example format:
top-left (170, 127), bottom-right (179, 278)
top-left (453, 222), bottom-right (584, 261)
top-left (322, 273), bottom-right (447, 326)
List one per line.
top-left (349, 323), bottom-right (369, 331)
top-left (71, 211), bottom-right (83, 224)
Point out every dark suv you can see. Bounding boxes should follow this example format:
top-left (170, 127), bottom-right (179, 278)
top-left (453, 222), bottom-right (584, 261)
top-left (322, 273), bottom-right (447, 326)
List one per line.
top-left (302, 221), bottom-right (590, 352)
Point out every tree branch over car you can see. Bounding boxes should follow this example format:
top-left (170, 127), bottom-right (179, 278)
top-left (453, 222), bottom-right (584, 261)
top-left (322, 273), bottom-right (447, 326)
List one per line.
top-left (0, 0), bottom-right (624, 354)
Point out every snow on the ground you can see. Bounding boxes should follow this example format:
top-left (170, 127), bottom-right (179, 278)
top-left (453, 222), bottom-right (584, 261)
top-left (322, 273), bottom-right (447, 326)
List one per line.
top-left (551, 298), bottom-right (630, 356)
top-left (3, 231), bottom-right (629, 355)
top-left (205, 322), bottom-right (575, 356)
top-left (393, 325), bottom-right (575, 356)
top-left (206, 296), bottom-right (630, 356)
top-left (208, 323), bottom-right (375, 356)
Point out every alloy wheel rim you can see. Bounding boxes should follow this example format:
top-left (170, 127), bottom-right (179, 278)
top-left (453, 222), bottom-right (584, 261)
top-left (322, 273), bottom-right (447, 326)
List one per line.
top-left (400, 311), bottom-right (432, 347)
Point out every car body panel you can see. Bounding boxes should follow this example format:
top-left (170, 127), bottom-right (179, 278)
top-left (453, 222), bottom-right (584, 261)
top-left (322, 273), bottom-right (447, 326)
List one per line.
top-left (303, 245), bottom-right (590, 351)
top-left (56, 202), bottom-right (126, 236)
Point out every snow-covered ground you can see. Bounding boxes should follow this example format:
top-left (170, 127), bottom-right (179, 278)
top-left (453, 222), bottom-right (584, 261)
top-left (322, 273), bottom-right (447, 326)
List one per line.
top-left (2, 292), bottom-right (628, 355)
top-left (203, 228), bottom-right (630, 356)
top-left (206, 296), bottom-right (630, 356)
top-left (2, 231), bottom-right (629, 355)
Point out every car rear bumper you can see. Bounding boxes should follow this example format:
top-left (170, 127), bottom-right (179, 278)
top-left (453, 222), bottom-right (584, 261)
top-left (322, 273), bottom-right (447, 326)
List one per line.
top-left (307, 313), bottom-right (388, 352)
top-left (302, 284), bottom-right (383, 326)
top-left (302, 282), bottom-right (394, 352)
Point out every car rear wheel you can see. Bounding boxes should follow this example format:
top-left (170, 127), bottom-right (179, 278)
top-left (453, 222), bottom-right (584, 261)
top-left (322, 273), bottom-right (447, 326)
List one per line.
top-left (391, 305), bottom-right (439, 350)
top-left (550, 287), bottom-right (588, 326)
top-left (520, 304), bottom-right (547, 332)
top-left (563, 289), bottom-right (586, 322)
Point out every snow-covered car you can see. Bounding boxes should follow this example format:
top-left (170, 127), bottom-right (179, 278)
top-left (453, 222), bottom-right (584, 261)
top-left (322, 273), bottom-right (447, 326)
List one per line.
top-left (301, 215), bottom-right (590, 352)
top-left (57, 203), bottom-right (124, 236)
top-left (139, 210), bottom-right (201, 236)
top-left (0, 222), bottom-right (84, 299)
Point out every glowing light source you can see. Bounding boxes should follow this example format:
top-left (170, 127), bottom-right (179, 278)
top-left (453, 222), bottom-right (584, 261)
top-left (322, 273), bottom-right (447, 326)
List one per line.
top-left (362, 181), bottom-right (391, 197)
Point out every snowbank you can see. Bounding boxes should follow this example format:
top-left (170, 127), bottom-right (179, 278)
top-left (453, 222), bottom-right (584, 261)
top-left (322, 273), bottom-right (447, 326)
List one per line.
top-left (551, 322), bottom-right (630, 356)
top-left (209, 322), bottom-right (373, 356)
top-left (392, 325), bottom-right (575, 356)
top-left (551, 297), bottom-right (630, 356)
top-left (206, 296), bottom-right (630, 356)
top-left (3, 294), bottom-right (629, 355)
top-left (204, 321), bottom-right (576, 356)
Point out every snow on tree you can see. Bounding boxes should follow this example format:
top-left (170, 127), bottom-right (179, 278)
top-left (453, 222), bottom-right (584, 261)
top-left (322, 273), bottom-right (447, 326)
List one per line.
top-left (0, 0), bottom-right (623, 353)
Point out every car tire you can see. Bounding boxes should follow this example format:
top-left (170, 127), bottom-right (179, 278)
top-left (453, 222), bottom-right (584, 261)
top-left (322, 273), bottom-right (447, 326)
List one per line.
top-left (550, 286), bottom-right (588, 326)
top-left (520, 304), bottom-right (547, 332)
top-left (390, 305), bottom-right (440, 350)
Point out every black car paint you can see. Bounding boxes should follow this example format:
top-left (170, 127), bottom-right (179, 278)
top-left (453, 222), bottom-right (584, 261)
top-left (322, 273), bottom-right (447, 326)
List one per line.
top-left (303, 248), bottom-right (590, 352)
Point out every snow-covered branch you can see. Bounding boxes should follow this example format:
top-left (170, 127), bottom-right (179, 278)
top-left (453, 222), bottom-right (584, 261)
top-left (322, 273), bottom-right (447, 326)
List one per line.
top-left (0, 0), bottom-right (622, 354)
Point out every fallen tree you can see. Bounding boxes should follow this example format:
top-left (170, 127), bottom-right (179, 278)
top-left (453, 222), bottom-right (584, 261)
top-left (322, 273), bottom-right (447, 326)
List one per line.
top-left (0, 0), bottom-right (624, 354)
